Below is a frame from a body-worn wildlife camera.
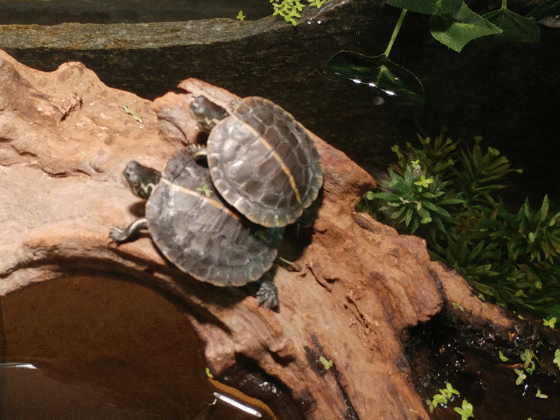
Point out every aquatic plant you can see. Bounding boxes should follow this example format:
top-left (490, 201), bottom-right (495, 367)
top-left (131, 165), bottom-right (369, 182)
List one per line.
top-left (427, 382), bottom-right (473, 419)
top-left (554, 349), bottom-right (560, 369)
top-left (363, 132), bottom-right (560, 318)
top-left (454, 399), bottom-right (474, 420)
top-left (366, 161), bottom-right (462, 235)
top-left (325, 0), bottom-right (556, 103)
top-left (535, 388), bottom-right (548, 398)
top-left (498, 351), bottom-right (509, 362)
top-left (426, 382), bottom-right (460, 412)
top-left (427, 346), bottom-right (560, 418)
top-left (319, 355), bottom-right (334, 370)
top-left (327, 9), bottom-right (425, 104)
top-left (543, 317), bottom-right (557, 329)
top-left (269, 0), bottom-right (332, 25)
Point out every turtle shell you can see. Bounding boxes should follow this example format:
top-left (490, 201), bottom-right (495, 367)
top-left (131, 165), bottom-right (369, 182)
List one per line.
top-left (146, 149), bottom-right (284, 286)
top-left (206, 97), bottom-right (323, 228)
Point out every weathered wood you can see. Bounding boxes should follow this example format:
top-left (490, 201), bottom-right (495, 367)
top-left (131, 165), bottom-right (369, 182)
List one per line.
top-left (0, 49), bottom-right (525, 420)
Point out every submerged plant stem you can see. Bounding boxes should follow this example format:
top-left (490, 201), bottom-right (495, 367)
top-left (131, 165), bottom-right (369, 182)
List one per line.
top-left (384, 9), bottom-right (408, 58)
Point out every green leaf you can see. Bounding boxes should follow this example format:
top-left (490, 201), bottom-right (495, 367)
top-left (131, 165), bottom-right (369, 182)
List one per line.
top-left (433, 216), bottom-right (446, 232)
top-left (440, 382), bottom-right (460, 398)
top-left (554, 349), bottom-right (560, 368)
top-left (536, 388), bottom-right (548, 399)
top-left (417, 206), bottom-right (433, 224)
top-left (404, 207), bottom-right (414, 226)
top-left (387, 0), bottom-right (463, 16)
top-left (430, 3), bottom-right (502, 52)
top-left (319, 355), bottom-right (334, 370)
top-left (543, 316), bottom-right (557, 329)
top-left (454, 399), bottom-right (474, 420)
top-left (365, 191), bottom-right (376, 201)
top-left (432, 393), bottom-right (448, 406)
top-left (424, 201), bottom-right (453, 219)
top-left (236, 10), bottom-right (246, 21)
top-left (514, 368), bottom-right (527, 385)
top-left (440, 197), bottom-right (465, 205)
top-left (537, 195), bottom-right (550, 221)
top-left (527, 0), bottom-right (560, 22)
top-left (482, 8), bottom-right (540, 44)
top-left (326, 51), bottom-right (425, 104)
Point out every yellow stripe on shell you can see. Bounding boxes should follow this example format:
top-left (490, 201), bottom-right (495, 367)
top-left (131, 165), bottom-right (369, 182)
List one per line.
top-left (234, 116), bottom-right (302, 205)
top-left (161, 178), bottom-right (239, 219)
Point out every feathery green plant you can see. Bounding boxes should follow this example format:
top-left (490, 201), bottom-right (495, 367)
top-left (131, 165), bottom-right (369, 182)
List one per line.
top-left (270, 0), bottom-right (332, 25)
top-left (364, 132), bottom-right (560, 317)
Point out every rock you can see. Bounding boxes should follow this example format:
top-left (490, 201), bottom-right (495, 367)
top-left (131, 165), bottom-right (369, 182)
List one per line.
top-left (0, 49), bottom-right (528, 420)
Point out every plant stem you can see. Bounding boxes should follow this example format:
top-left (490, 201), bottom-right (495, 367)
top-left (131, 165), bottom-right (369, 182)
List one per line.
top-left (502, 0), bottom-right (507, 10)
top-left (384, 8), bottom-right (407, 58)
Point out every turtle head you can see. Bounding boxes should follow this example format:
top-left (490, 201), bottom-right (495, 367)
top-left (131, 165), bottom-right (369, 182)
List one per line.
top-left (122, 161), bottom-right (161, 199)
top-left (189, 95), bottom-right (229, 133)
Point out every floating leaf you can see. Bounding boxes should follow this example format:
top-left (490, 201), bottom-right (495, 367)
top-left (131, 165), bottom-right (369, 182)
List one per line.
top-left (536, 388), bottom-right (548, 398)
top-left (498, 350), bottom-right (509, 362)
top-left (514, 368), bottom-right (527, 385)
top-left (387, 0), bottom-right (463, 16)
top-left (482, 8), bottom-right (540, 44)
top-left (537, 14), bottom-right (560, 28)
top-left (527, 0), bottom-right (560, 23)
top-left (454, 399), bottom-right (474, 420)
top-left (439, 382), bottom-right (460, 398)
top-left (543, 316), bottom-right (557, 329)
top-left (326, 51), bottom-right (425, 104)
top-left (430, 3), bottom-right (502, 52)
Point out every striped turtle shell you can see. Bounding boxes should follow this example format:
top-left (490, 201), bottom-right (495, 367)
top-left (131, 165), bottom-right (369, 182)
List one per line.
top-left (202, 96), bottom-right (323, 228)
top-left (146, 149), bottom-right (284, 286)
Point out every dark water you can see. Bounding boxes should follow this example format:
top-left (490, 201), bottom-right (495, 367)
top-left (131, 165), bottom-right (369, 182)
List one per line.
top-left (0, 0), bottom-right (272, 25)
top-left (0, 277), bottom-right (275, 420)
top-left (407, 311), bottom-right (560, 420)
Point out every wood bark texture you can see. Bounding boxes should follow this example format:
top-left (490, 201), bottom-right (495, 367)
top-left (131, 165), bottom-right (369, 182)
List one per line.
top-left (0, 49), bottom-right (523, 420)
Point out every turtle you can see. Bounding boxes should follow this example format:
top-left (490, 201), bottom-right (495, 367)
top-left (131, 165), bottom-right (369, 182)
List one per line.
top-left (109, 148), bottom-right (285, 309)
top-left (189, 95), bottom-right (323, 228)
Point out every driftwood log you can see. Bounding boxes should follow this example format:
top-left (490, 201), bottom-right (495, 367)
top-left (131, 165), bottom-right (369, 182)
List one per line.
top-left (0, 49), bottom-right (524, 420)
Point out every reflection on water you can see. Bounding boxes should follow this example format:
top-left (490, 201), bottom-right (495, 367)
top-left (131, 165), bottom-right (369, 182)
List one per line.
top-left (1, 362), bottom-right (152, 420)
top-left (0, 277), bottom-right (274, 420)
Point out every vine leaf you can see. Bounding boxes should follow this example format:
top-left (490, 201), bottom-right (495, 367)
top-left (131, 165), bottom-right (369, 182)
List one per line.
top-left (430, 3), bottom-right (502, 52)
top-left (326, 51), bottom-right (425, 104)
top-left (527, 0), bottom-right (560, 24)
top-left (482, 8), bottom-right (540, 44)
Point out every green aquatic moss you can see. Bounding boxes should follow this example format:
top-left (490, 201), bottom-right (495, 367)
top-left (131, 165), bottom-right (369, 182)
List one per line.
top-left (270, 0), bottom-right (332, 25)
top-left (363, 131), bottom-right (560, 318)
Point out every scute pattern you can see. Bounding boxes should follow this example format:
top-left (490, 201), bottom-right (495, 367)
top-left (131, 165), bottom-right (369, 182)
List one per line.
top-left (206, 96), bottom-right (323, 227)
top-left (145, 149), bottom-right (284, 286)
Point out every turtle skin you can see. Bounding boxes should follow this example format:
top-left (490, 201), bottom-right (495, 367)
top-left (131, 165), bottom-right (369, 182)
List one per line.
top-left (191, 96), bottom-right (323, 228)
top-left (110, 149), bottom-right (284, 307)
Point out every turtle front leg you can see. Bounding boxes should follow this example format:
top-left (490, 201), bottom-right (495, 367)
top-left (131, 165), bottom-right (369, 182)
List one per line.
top-left (256, 276), bottom-right (279, 309)
top-left (110, 218), bottom-right (149, 243)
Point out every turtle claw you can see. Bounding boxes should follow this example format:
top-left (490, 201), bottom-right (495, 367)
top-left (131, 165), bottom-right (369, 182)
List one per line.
top-left (109, 218), bottom-right (149, 243)
top-left (109, 226), bottom-right (127, 242)
top-left (256, 280), bottom-right (279, 309)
